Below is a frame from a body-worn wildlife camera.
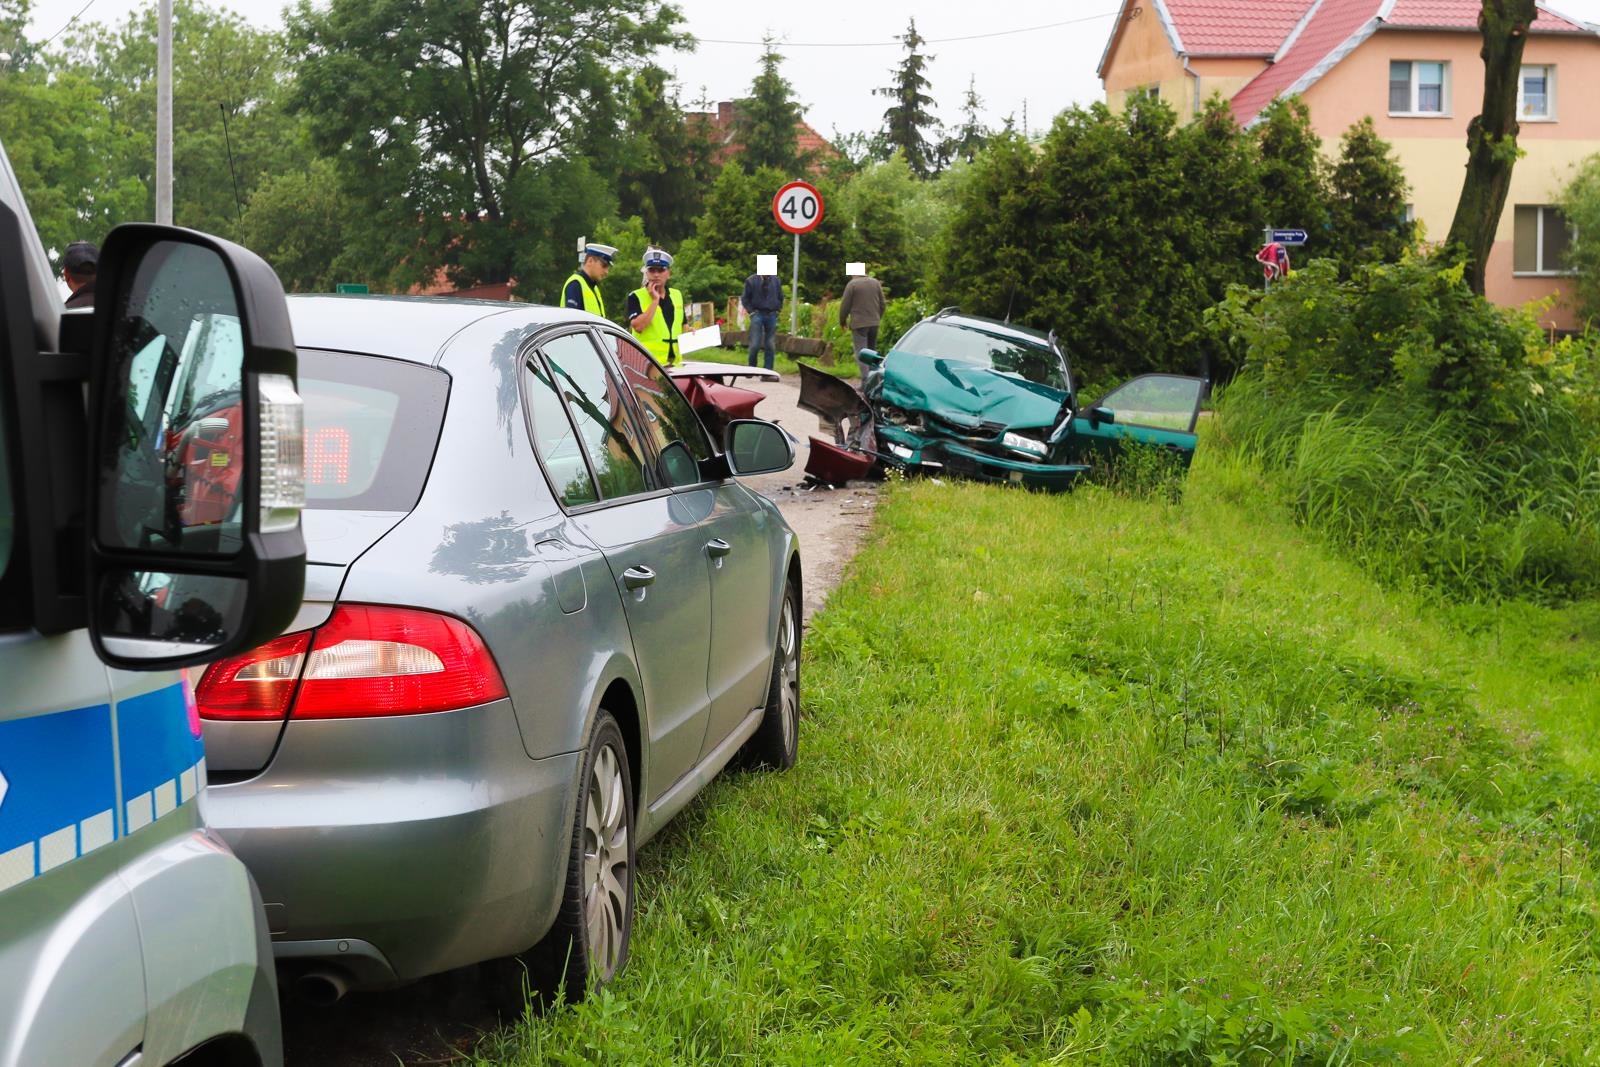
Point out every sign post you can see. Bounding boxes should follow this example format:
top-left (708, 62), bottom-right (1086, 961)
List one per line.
top-left (773, 179), bottom-right (824, 336)
top-left (1257, 226), bottom-right (1306, 290)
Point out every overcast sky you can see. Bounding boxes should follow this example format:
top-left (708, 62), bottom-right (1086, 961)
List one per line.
top-left (27, 0), bottom-right (1600, 139)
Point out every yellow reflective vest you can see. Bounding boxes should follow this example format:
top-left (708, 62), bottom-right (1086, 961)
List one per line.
top-left (563, 271), bottom-right (606, 318)
top-left (630, 286), bottom-right (685, 364)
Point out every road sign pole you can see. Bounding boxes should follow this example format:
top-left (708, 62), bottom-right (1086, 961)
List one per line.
top-left (791, 232), bottom-right (800, 336)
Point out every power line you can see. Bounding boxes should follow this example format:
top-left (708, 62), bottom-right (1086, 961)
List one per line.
top-left (42, 0), bottom-right (100, 47)
top-left (695, 12), bottom-right (1118, 48)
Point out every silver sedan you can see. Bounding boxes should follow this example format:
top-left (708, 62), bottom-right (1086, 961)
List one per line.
top-left (199, 296), bottom-right (802, 1004)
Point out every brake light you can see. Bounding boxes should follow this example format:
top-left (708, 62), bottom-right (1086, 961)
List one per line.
top-left (197, 630), bottom-right (313, 720)
top-left (197, 605), bottom-right (508, 721)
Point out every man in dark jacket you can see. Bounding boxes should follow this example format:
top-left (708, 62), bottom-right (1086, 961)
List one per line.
top-left (63, 240), bottom-right (97, 308)
top-left (837, 262), bottom-right (885, 355)
top-left (740, 257), bottom-right (783, 370)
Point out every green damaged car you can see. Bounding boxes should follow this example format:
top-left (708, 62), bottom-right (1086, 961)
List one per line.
top-left (798, 308), bottom-right (1206, 491)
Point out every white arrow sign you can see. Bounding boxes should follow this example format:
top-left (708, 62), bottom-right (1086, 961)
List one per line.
top-left (0, 767), bottom-right (8, 812)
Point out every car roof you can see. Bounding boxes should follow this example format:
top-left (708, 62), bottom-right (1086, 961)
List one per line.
top-left (926, 310), bottom-right (1053, 347)
top-left (286, 294), bottom-right (598, 364)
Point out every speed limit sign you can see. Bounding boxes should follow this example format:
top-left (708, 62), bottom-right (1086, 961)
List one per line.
top-left (772, 180), bottom-right (824, 234)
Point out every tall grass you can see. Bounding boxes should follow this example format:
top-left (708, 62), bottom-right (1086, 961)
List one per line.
top-left (476, 463), bottom-right (1600, 1065)
top-left (1217, 374), bottom-right (1600, 601)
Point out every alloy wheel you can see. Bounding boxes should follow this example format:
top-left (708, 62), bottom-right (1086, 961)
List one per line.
top-left (581, 743), bottom-right (630, 980)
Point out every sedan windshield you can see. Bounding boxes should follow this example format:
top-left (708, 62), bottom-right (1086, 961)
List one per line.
top-left (893, 321), bottom-right (1070, 393)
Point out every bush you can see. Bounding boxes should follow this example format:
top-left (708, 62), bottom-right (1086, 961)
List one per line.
top-left (1214, 252), bottom-right (1600, 602)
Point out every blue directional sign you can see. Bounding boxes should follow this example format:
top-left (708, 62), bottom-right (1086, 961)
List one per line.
top-left (1271, 229), bottom-right (1309, 246)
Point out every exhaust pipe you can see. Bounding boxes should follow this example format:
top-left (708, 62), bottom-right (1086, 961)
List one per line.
top-left (295, 970), bottom-right (350, 1007)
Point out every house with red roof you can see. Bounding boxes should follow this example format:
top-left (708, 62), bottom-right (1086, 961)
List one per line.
top-left (689, 101), bottom-right (840, 175)
top-left (1099, 0), bottom-right (1600, 330)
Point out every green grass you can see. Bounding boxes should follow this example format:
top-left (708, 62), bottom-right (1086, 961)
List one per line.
top-left (693, 344), bottom-right (860, 380)
top-left (477, 443), bottom-right (1600, 1065)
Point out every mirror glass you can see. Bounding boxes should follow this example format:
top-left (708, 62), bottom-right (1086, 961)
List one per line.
top-left (727, 420), bottom-right (793, 476)
top-left (97, 569), bottom-right (248, 657)
top-left (99, 241), bottom-right (246, 556)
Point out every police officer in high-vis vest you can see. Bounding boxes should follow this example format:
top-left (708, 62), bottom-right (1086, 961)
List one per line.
top-left (563, 242), bottom-right (616, 317)
top-left (627, 247), bottom-right (686, 366)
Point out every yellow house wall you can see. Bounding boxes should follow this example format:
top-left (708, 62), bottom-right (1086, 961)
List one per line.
top-left (1301, 30), bottom-right (1600, 331)
top-left (1102, 6), bottom-right (1193, 118)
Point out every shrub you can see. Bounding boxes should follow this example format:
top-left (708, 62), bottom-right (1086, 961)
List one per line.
top-left (1213, 252), bottom-right (1600, 602)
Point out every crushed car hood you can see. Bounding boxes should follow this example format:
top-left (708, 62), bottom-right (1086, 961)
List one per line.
top-left (874, 351), bottom-right (1067, 431)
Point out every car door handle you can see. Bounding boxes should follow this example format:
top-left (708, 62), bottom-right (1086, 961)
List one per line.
top-left (621, 565), bottom-right (656, 591)
top-left (706, 538), bottom-right (732, 559)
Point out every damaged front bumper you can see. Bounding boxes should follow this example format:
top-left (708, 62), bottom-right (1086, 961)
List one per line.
top-left (874, 424), bottom-right (1090, 491)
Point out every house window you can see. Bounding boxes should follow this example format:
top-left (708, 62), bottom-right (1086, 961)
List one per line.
top-left (1519, 65), bottom-right (1554, 119)
top-left (1125, 84), bottom-right (1159, 106)
top-left (1513, 205), bottom-right (1573, 274)
top-left (1389, 61), bottom-right (1447, 115)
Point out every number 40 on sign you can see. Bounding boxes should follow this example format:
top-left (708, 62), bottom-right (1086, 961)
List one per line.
top-left (772, 180), bottom-right (824, 235)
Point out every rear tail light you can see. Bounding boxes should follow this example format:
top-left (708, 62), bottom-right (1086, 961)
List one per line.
top-left (198, 605), bottom-right (508, 721)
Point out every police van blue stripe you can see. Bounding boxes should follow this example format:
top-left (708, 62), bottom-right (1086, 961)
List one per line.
top-left (0, 681), bottom-right (205, 893)
top-left (0, 703), bottom-right (117, 891)
top-left (118, 683), bottom-right (206, 832)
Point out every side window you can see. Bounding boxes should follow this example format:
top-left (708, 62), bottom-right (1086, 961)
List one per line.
top-left (1093, 375), bottom-right (1204, 433)
top-left (535, 333), bottom-right (649, 501)
top-left (609, 335), bottom-right (713, 487)
top-left (525, 355), bottom-right (599, 507)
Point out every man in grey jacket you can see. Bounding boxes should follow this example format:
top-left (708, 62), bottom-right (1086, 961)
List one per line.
top-left (837, 262), bottom-right (885, 356)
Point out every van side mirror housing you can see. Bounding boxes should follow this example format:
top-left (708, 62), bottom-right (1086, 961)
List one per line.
top-left (85, 225), bottom-right (306, 669)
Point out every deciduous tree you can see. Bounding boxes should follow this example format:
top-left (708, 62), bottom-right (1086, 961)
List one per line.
top-left (1446, 0), bottom-right (1538, 295)
top-left (287, 0), bottom-right (684, 292)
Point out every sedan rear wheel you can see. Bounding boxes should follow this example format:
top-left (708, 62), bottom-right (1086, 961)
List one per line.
top-left (507, 711), bottom-right (634, 1008)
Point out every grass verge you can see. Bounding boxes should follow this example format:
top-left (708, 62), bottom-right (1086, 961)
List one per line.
top-left (480, 447), bottom-right (1600, 1064)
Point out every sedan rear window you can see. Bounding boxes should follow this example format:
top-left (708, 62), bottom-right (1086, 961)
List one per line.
top-left (895, 321), bottom-right (1071, 393)
top-left (298, 349), bottom-right (449, 511)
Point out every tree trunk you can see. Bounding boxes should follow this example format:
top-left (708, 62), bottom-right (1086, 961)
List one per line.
top-left (1445, 0), bottom-right (1537, 296)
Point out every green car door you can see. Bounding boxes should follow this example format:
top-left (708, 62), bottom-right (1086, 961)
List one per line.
top-left (1065, 374), bottom-right (1206, 469)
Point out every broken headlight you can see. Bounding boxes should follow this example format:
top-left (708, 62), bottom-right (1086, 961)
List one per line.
top-left (1001, 432), bottom-right (1049, 458)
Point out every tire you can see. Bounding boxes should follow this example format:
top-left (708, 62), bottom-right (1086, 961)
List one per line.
top-left (517, 711), bottom-right (635, 1006)
top-left (740, 576), bottom-right (800, 771)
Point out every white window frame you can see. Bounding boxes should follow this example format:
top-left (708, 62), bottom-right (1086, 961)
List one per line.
top-left (1513, 205), bottom-right (1575, 277)
top-left (1388, 60), bottom-right (1450, 117)
top-left (1518, 64), bottom-right (1556, 121)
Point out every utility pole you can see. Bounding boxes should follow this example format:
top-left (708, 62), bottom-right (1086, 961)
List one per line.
top-left (156, 0), bottom-right (173, 224)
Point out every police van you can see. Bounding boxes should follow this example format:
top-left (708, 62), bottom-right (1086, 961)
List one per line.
top-left (0, 137), bottom-right (306, 1066)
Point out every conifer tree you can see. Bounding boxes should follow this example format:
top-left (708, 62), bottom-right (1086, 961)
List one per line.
top-left (876, 19), bottom-right (939, 177)
top-left (736, 40), bottom-right (803, 174)
top-left (940, 76), bottom-right (988, 167)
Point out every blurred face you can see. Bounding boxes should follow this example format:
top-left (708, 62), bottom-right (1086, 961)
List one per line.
top-left (646, 265), bottom-right (670, 284)
top-left (585, 255), bottom-right (611, 280)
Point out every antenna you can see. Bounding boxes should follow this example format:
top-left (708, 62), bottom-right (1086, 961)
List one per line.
top-left (1004, 277), bottom-right (1017, 323)
top-left (219, 103), bottom-right (243, 227)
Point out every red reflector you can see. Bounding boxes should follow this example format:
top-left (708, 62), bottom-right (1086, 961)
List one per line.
top-left (197, 631), bottom-right (313, 721)
top-left (197, 605), bottom-right (508, 721)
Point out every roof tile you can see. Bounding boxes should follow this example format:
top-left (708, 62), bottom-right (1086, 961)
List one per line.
top-left (1162, 0), bottom-right (1314, 54)
top-left (1230, 0), bottom-right (1383, 122)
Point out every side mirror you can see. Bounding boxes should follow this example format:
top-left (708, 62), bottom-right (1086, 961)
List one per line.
top-left (1088, 406), bottom-right (1116, 429)
top-left (857, 348), bottom-right (883, 366)
top-left (87, 224), bottom-right (306, 669)
top-left (724, 419), bottom-right (794, 476)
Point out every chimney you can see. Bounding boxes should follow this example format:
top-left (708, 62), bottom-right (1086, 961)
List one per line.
top-left (717, 100), bottom-right (735, 125)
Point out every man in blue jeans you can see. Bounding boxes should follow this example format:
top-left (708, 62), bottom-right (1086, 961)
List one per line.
top-left (741, 261), bottom-right (783, 370)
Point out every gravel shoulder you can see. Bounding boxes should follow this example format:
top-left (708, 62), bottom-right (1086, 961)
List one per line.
top-left (729, 371), bottom-right (880, 623)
